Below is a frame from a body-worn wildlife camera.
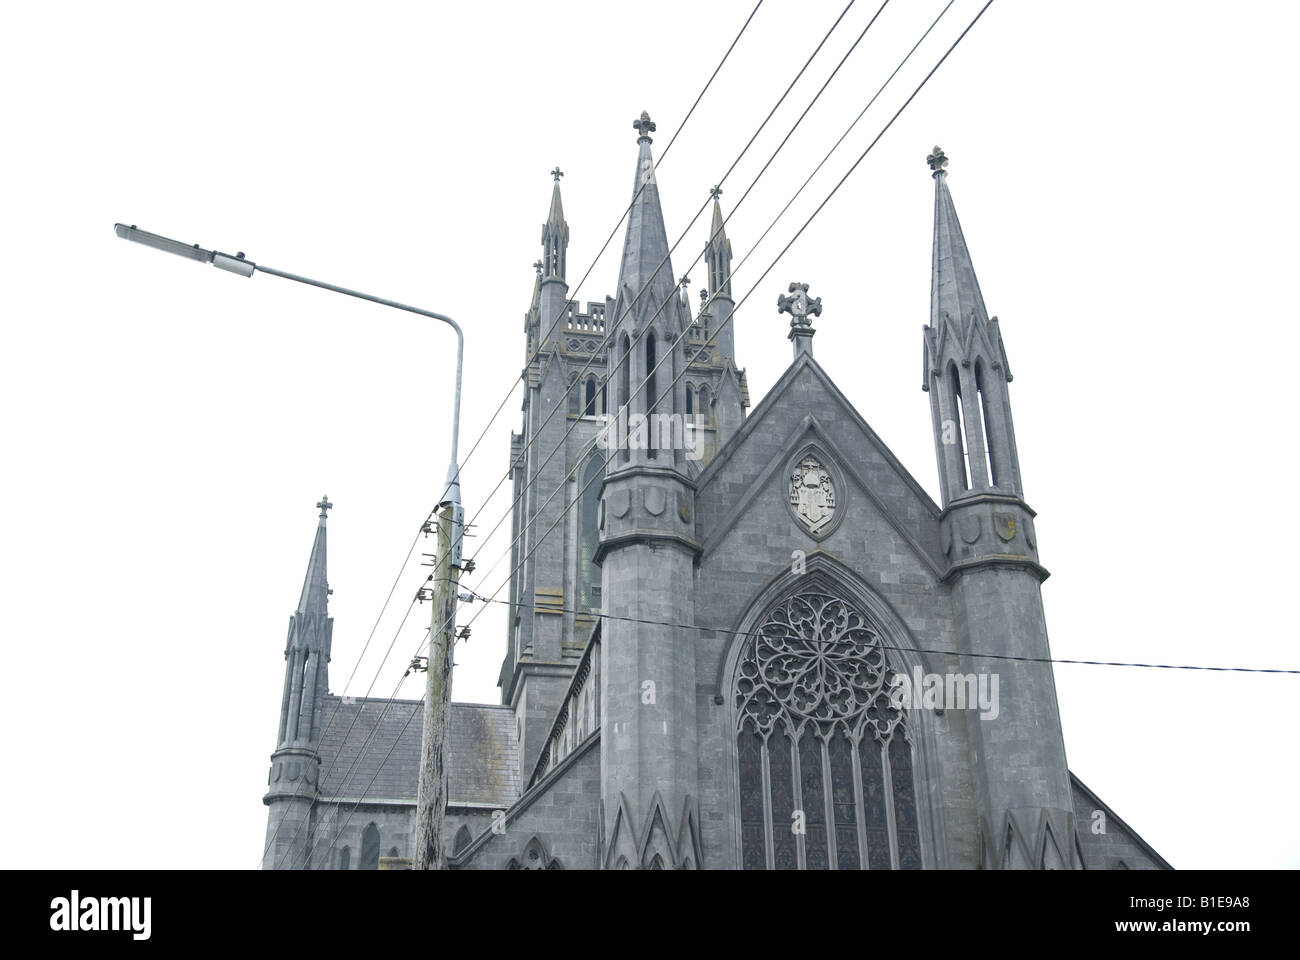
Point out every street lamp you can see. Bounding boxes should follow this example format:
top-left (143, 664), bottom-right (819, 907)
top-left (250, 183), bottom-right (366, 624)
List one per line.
top-left (115, 223), bottom-right (464, 868)
top-left (113, 224), bottom-right (463, 521)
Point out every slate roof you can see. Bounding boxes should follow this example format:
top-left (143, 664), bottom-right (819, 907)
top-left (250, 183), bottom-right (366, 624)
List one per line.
top-left (316, 696), bottom-right (519, 807)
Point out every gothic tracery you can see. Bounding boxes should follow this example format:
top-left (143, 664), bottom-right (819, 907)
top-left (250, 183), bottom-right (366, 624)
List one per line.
top-left (735, 591), bottom-right (921, 869)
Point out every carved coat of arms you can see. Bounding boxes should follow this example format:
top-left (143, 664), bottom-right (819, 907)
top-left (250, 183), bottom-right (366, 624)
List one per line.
top-left (790, 455), bottom-right (836, 534)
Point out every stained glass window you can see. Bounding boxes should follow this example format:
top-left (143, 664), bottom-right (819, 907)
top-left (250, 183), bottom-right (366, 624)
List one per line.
top-left (738, 722), bottom-right (766, 870)
top-left (799, 734), bottom-right (828, 869)
top-left (828, 735), bottom-right (860, 870)
top-left (734, 591), bottom-right (921, 870)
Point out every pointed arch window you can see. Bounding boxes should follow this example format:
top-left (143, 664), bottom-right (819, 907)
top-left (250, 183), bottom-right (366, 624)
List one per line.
top-left (645, 329), bottom-right (658, 460)
top-left (734, 591), bottom-right (921, 870)
top-left (567, 373), bottom-right (580, 417)
top-left (698, 384), bottom-right (712, 427)
top-left (686, 384), bottom-right (695, 415)
top-left (579, 456), bottom-right (603, 607)
top-left (619, 334), bottom-right (631, 463)
top-left (338, 845), bottom-right (350, 871)
top-left (359, 823), bottom-right (380, 870)
top-left (453, 825), bottom-right (472, 856)
top-left (948, 364), bottom-right (971, 492)
top-left (584, 376), bottom-right (598, 417)
top-left (974, 360), bottom-right (998, 487)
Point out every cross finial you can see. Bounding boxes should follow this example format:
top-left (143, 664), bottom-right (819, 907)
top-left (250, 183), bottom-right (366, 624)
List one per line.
top-left (633, 110), bottom-right (656, 143)
top-left (533, 259), bottom-right (543, 278)
top-left (777, 282), bottom-right (822, 327)
top-left (709, 185), bottom-right (723, 201)
top-left (551, 166), bottom-right (564, 183)
top-left (778, 283), bottom-right (821, 358)
top-left (927, 145), bottom-right (948, 178)
top-left (679, 275), bottom-right (690, 290)
top-left (317, 495), bottom-right (333, 519)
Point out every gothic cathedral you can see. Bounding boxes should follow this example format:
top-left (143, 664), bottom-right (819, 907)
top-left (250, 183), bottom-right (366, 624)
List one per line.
top-left (261, 115), bottom-right (1170, 871)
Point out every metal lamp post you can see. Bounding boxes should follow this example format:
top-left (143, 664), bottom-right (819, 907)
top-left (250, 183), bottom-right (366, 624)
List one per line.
top-left (115, 223), bottom-right (464, 868)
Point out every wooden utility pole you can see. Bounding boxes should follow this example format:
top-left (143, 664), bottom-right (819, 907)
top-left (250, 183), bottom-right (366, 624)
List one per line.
top-left (414, 501), bottom-right (462, 869)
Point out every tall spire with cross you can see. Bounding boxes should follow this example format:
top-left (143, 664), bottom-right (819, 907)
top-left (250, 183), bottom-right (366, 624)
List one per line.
top-left (541, 166), bottom-right (569, 284)
top-left (705, 186), bottom-right (732, 300)
top-left (610, 110), bottom-right (680, 334)
top-left (263, 496), bottom-right (335, 869)
top-left (927, 145), bottom-right (990, 341)
top-left (537, 166), bottom-right (572, 354)
top-left (920, 148), bottom-right (1075, 867)
top-left (597, 108), bottom-right (704, 869)
top-left (297, 496), bottom-right (331, 621)
top-left (922, 146), bottom-right (1019, 501)
top-left (703, 184), bottom-right (736, 363)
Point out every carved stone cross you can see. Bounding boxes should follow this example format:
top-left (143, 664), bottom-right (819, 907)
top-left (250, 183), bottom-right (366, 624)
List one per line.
top-left (777, 282), bottom-right (822, 327)
top-left (317, 496), bottom-right (333, 518)
top-left (633, 110), bottom-right (656, 141)
top-left (533, 259), bottom-right (543, 278)
top-left (709, 185), bottom-right (723, 201)
top-left (551, 166), bottom-right (564, 183)
top-left (927, 145), bottom-right (948, 177)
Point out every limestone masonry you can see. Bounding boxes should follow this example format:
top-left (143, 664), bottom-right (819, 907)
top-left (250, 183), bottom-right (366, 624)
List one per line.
top-left (261, 120), bottom-right (1170, 871)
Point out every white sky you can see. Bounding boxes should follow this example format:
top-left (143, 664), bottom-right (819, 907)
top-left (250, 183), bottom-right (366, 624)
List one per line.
top-left (2, 0), bottom-right (1296, 870)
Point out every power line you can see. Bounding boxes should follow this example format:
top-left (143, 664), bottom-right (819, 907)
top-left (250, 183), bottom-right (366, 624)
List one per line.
top-left (437, 0), bottom-right (868, 598)
top-left (464, 589), bottom-right (1300, 675)
top-left (452, 0), bottom-right (925, 633)
top-left (409, 0), bottom-right (769, 534)
top-left (441, 0), bottom-right (892, 621)
top-left (452, 0), bottom-right (1006, 692)
top-left (736, 0), bottom-right (958, 270)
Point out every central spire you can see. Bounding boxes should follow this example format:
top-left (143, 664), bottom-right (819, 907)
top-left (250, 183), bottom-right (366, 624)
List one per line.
top-left (614, 110), bottom-right (677, 329)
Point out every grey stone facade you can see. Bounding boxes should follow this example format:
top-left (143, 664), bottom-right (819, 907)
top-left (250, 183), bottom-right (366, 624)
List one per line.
top-left (261, 121), bottom-right (1169, 871)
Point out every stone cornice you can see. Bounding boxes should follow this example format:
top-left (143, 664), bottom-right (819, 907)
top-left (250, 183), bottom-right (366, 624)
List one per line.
top-left (941, 553), bottom-right (1050, 584)
top-left (593, 529), bottom-right (702, 565)
top-left (601, 464), bottom-right (698, 491)
top-left (939, 490), bottom-right (1037, 520)
top-left (262, 786), bottom-right (318, 806)
top-left (505, 660), bottom-right (577, 709)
